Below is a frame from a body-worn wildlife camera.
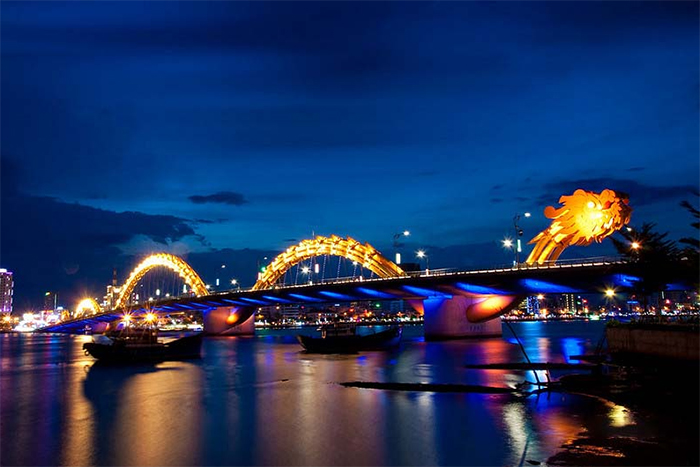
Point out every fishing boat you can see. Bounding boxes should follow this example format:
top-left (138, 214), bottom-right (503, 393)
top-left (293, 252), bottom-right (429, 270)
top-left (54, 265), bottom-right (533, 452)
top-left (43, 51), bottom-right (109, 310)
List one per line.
top-left (297, 324), bottom-right (402, 353)
top-left (83, 327), bottom-right (203, 363)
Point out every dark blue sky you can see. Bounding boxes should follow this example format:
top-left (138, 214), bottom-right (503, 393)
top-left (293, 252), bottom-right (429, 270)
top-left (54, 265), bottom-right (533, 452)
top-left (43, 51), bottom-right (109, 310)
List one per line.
top-left (2, 1), bottom-right (698, 309)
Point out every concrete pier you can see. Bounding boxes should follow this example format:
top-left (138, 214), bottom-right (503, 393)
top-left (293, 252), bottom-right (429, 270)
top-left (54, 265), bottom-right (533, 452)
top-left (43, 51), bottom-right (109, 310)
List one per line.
top-left (423, 296), bottom-right (503, 340)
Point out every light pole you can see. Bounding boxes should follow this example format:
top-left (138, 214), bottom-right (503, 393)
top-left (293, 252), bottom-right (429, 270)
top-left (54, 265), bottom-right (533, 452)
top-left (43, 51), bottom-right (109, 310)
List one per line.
top-left (393, 230), bottom-right (410, 265)
top-left (231, 279), bottom-right (240, 291)
top-left (301, 265), bottom-right (311, 284)
top-left (502, 238), bottom-right (514, 266)
top-left (513, 212), bottom-right (531, 267)
top-left (416, 250), bottom-right (429, 275)
top-left (216, 264), bottom-right (225, 289)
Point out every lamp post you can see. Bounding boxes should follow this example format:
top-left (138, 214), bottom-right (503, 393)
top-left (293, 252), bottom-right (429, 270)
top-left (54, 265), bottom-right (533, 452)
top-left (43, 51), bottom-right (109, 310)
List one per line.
top-left (513, 212), bottom-right (531, 267)
top-left (216, 264), bottom-right (226, 289)
top-left (393, 230), bottom-right (410, 265)
top-left (416, 250), bottom-right (429, 275)
top-left (301, 265), bottom-right (311, 284)
top-left (231, 279), bottom-right (240, 291)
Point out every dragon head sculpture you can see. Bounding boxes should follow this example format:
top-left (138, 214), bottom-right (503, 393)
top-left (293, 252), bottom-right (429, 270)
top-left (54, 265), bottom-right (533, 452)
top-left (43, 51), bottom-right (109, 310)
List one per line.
top-left (526, 188), bottom-right (632, 265)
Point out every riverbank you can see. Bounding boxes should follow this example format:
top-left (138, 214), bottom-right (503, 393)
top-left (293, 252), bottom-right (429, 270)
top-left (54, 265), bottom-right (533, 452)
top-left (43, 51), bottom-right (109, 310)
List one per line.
top-left (546, 354), bottom-right (699, 466)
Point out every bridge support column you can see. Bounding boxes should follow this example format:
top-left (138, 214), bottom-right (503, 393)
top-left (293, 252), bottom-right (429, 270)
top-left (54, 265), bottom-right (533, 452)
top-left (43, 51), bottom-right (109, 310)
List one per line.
top-left (203, 306), bottom-right (255, 336)
top-left (423, 296), bottom-right (502, 340)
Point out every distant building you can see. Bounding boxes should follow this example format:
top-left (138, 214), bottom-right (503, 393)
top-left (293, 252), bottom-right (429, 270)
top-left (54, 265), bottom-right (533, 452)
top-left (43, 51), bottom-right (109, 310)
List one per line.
top-left (562, 294), bottom-right (579, 314)
top-left (103, 268), bottom-right (120, 310)
top-left (44, 291), bottom-right (57, 313)
top-left (0, 269), bottom-right (13, 315)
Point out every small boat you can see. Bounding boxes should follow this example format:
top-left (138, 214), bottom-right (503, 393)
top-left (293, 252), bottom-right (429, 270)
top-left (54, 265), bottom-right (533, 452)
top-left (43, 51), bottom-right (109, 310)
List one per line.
top-left (297, 324), bottom-right (402, 353)
top-left (83, 327), bottom-right (203, 363)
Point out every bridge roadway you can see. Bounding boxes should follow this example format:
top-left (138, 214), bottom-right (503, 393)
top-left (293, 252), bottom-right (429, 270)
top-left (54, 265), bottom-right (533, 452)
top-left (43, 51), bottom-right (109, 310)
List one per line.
top-left (41, 259), bottom-right (640, 335)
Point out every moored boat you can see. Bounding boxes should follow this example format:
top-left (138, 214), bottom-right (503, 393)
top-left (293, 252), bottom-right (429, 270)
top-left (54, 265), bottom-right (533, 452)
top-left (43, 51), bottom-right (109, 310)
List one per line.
top-left (297, 324), bottom-right (402, 353)
top-left (83, 328), bottom-right (202, 363)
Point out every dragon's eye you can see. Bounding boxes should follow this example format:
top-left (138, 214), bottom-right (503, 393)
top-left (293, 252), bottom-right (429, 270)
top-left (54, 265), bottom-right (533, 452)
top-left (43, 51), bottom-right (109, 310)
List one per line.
top-left (587, 201), bottom-right (595, 209)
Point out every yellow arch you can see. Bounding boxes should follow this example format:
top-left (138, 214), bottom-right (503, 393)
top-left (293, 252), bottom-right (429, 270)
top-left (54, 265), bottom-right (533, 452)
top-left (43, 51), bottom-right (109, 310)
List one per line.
top-left (74, 298), bottom-right (101, 318)
top-left (115, 253), bottom-right (209, 310)
top-left (253, 235), bottom-right (405, 290)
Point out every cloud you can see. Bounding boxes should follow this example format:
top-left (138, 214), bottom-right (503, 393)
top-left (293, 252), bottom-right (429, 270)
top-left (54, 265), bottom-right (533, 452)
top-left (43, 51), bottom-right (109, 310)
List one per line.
top-left (537, 178), bottom-right (697, 207)
top-left (0, 179), bottom-right (208, 308)
top-left (188, 191), bottom-right (249, 206)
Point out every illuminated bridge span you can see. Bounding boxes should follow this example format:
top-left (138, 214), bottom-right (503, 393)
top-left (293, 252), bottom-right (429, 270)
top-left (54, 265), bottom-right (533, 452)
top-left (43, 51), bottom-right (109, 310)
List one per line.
top-left (38, 187), bottom-right (655, 338)
top-left (115, 253), bottom-right (210, 310)
top-left (42, 258), bottom-right (646, 338)
top-left (253, 235), bottom-right (405, 289)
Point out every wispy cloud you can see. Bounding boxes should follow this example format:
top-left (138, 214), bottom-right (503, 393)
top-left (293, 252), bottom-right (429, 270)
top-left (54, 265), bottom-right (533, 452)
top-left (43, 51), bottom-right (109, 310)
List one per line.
top-left (537, 178), bottom-right (696, 207)
top-left (188, 191), bottom-right (249, 206)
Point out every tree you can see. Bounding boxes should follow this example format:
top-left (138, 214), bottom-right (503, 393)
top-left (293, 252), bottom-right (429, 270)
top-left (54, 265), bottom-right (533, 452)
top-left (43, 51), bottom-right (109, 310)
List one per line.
top-left (678, 193), bottom-right (699, 290)
top-left (611, 223), bottom-right (680, 314)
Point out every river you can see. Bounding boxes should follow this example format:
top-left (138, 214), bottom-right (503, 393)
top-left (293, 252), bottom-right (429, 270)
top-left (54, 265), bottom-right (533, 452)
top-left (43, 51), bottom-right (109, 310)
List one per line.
top-left (0, 321), bottom-right (654, 466)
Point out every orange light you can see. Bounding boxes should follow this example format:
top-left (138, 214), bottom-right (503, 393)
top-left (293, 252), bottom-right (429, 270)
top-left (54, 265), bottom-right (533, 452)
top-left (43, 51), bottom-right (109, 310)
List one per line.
top-left (526, 189), bottom-right (632, 265)
top-left (631, 242), bottom-right (640, 250)
top-left (145, 312), bottom-right (156, 322)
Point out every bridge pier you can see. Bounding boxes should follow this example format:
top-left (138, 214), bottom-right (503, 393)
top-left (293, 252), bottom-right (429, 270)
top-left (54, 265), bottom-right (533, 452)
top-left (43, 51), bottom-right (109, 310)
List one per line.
top-left (203, 306), bottom-right (255, 336)
top-left (422, 296), bottom-right (504, 340)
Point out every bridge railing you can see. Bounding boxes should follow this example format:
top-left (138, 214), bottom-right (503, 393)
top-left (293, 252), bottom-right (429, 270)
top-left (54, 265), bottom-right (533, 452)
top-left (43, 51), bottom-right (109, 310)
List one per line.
top-left (138, 256), bottom-right (630, 300)
top-left (208, 257), bottom-right (629, 292)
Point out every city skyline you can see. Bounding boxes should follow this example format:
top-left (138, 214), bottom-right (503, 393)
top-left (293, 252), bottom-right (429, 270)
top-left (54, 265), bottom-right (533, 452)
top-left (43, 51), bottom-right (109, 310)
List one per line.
top-left (1, 1), bottom-right (698, 308)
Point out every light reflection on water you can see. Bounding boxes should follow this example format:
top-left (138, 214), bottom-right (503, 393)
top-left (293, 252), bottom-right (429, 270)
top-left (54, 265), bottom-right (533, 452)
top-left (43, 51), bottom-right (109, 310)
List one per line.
top-left (1, 322), bottom-right (638, 466)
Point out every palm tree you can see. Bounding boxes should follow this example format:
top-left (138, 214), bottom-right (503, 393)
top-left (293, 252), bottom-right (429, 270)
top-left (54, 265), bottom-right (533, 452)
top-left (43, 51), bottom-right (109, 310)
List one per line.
top-left (678, 193), bottom-right (699, 290)
top-left (611, 223), bottom-right (679, 314)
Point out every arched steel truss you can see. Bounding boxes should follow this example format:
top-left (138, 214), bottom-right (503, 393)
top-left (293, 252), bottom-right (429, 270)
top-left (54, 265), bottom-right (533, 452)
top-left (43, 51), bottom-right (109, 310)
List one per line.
top-left (115, 253), bottom-right (209, 310)
top-left (253, 235), bottom-right (405, 290)
top-left (74, 298), bottom-right (102, 318)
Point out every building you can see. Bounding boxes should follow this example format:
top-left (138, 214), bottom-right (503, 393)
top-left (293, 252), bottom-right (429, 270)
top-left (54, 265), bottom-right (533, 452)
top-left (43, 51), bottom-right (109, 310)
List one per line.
top-left (44, 291), bottom-right (57, 313)
top-left (102, 268), bottom-right (121, 311)
top-left (0, 269), bottom-right (13, 315)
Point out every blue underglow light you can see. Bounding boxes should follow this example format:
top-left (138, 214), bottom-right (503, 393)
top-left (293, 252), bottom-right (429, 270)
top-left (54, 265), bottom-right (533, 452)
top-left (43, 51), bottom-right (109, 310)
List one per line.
top-left (288, 293), bottom-right (325, 302)
top-left (239, 297), bottom-right (271, 305)
top-left (318, 291), bottom-right (356, 300)
top-left (355, 288), bottom-right (396, 299)
top-left (611, 274), bottom-right (640, 287)
top-left (262, 295), bottom-right (296, 304)
top-left (402, 285), bottom-right (451, 298)
top-left (455, 282), bottom-right (508, 295)
top-left (222, 299), bottom-right (242, 305)
top-left (519, 279), bottom-right (580, 293)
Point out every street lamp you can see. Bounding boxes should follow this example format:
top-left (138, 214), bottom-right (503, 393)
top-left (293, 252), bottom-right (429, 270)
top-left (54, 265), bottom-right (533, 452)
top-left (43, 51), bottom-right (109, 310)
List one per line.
top-left (416, 250), bottom-right (430, 275)
top-left (513, 212), bottom-right (531, 267)
top-left (393, 230), bottom-right (410, 264)
top-left (231, 279), bottom-right (240, 291)
top-left (301, 265), bottom-right (312, 284)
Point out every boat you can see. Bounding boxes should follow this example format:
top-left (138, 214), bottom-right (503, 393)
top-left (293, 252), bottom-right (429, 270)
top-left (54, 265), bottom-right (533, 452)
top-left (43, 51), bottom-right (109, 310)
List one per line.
top-left (83, 327), bottom-right (203, 363)
top-left (297, 324), bottom-right (402, 353)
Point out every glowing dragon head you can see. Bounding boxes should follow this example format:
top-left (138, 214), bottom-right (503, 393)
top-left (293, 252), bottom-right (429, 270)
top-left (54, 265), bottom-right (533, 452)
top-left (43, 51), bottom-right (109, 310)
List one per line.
top-left (526, 189), bottom-right (632, 264)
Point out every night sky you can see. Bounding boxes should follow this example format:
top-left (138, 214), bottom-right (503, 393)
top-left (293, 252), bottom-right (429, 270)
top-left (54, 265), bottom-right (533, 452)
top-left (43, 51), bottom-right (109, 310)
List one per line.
top-left (2, 1), bottom-right (698, 310)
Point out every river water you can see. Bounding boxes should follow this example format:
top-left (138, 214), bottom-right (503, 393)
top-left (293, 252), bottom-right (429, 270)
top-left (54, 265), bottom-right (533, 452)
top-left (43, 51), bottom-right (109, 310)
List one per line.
top-left (1, 321), bottom-right (644, 466)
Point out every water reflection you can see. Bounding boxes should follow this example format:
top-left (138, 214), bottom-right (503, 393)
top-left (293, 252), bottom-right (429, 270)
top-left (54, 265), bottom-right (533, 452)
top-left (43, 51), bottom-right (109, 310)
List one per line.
top-left (82, 361), bottom-right (204, 466)
top-left (3, 322), bottom-right (661, 467)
